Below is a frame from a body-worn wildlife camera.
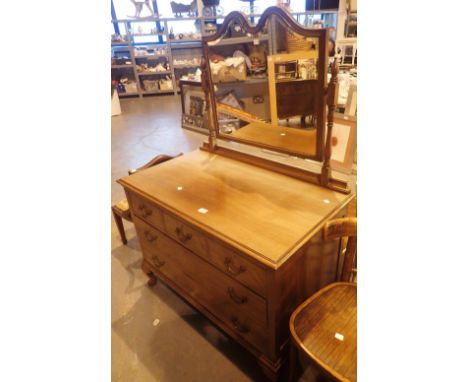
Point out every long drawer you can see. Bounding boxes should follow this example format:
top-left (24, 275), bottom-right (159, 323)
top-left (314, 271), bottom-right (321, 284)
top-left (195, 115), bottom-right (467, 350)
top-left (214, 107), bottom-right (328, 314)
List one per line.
top-left (133, 216), bottom-right (268, 352)
top-left (127, 191), bottom-right (268, 298)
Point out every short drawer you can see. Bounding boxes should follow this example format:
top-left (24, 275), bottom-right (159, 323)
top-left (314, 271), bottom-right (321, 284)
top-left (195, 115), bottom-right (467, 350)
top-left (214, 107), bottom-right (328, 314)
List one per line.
top-left (127, 192), bottom-right (165, 231)
top-left (163, 212), bottom-right (208, 258)
top-left (133, 217), bottom-right (268, 352)
top-left (206, 240), bottom-right (268, 298)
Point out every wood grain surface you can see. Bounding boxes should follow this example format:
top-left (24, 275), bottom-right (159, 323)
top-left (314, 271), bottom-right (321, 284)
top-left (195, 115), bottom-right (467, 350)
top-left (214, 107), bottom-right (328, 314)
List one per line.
top-left (290, 282), bottom-right (357, 382)
top-left (118, 149), bottom-right (352, 268)
top-left (229, 122), bottom-right (317, 157)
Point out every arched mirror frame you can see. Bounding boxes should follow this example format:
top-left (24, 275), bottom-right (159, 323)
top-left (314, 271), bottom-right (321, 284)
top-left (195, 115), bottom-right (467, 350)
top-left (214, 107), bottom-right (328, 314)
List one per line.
top-left (200, 6), bottom-right (348, 193)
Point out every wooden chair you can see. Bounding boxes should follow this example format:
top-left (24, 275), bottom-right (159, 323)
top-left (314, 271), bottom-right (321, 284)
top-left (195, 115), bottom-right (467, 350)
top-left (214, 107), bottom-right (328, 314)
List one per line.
top-left (289, 217), bottom-right (357, 382)
top-left (112, 153), bottom-right (182, 245)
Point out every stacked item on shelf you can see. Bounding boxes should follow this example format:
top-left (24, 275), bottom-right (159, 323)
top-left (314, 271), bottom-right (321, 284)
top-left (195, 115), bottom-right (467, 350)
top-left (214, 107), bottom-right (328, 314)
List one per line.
top-left (136, 62), bottom-right (170, 73)
top-left (345, 12), bottom-right (357, 37)
top-left (297, 58), bottom-right (318, 80)
top-left (229, 21), bottom-right (247, 38)
top-left (112, 55), bottom-right (132, 65)
top-left (142, 76), bottom-right (173, 92)
top-left (142, 79), bottom-right (158, 92)
top-left (204, 23), bottom-right (217, 35)
top-left (169, 29), bottom-right (202, 41)
top-left (173, 57), bottom-right (201, 68)
top-left (129, 22), bottom-right (164, 35)
top-left (336, 68), bottom-right (357, 115)
top-left (216, 91), bottom-right (244, 133)
top-left (111, 34), bottom-right (127, 43)
top-left (134, 46), bottom-right (168, 57)
top-left (132, 26), bottom-right (165, 35)
top-left (173, 56), bottom-right (201, 85)
top-left (159, 77), bottom-right (173, 90)
top-left (172, 43), bottom-right (202, 88)
top-left (181, 81), bottom-right (206, 131)
top-left (116, 77), bottom-right (138, 94)
top-left (337, 69), bottom-right (357, 104)
top-left (201, 0), bottom-right (223, 19)
top-left (179, 68), bottom-right (202, 82)
top-left (247, 44), bottom-right (268, 78)
top-left (336, 42), bottom-right (357, 65)
top-left (209, 51), bottom-right (247, 83)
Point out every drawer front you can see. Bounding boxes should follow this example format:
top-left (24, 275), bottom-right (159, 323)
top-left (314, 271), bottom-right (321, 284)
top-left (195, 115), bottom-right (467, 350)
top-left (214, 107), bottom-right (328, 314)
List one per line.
top-left (127, 192), bottom-right (165, 231)
top-left (163, 212), bottom-right (209, 258)
top-left (207, 240), bottom-right (268, 297)
top-left (133, 217), bottom-right (268, 352)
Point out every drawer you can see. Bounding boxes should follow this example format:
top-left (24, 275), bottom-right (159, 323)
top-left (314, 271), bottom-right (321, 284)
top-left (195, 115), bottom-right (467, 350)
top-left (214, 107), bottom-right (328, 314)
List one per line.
top-left (127, 192), bottom-right (165, 231)
top-left (163, 212), bottom-right (208, 258)
top-left (206, 240), bottom-right (268, 298)
top-left (133, 217), bottom-right (268, 352)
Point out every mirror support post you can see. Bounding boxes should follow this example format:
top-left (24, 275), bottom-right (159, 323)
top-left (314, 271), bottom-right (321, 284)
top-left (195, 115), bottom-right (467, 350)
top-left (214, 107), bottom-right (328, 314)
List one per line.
top-left (321, 57), bottom-right (339, 187)
top-left (201, 55), bottom-right (217, 151)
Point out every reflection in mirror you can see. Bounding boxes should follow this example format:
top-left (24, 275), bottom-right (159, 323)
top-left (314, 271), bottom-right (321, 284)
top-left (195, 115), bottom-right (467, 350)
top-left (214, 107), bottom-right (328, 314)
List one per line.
top-left (205, 9), bottom-right (328, 159)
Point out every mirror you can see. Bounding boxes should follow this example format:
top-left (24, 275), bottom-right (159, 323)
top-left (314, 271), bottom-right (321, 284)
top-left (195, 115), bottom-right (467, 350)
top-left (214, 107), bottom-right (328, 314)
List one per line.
top-left (202, 6), bottom-right (330, 160)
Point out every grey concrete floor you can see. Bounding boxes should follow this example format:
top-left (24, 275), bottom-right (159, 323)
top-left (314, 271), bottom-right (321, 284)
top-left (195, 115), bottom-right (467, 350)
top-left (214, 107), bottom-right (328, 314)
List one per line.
top-left (111, 96), bottom-right (273, 382)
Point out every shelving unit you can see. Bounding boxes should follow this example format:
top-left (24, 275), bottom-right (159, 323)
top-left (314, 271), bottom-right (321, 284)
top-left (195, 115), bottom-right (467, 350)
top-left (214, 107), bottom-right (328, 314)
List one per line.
top-left (111, 8), bottom-right (341, 99)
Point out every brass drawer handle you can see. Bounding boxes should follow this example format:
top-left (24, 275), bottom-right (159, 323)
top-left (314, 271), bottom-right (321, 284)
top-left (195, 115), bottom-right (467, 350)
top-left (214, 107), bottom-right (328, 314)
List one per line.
top-left (224, 257), bottom-right (246, 276)
top-left (144, 230), bottom-right (157, 243)
top-left (151, 254), bottom-right (165, 268)
top-left (175, 226), bottom-right (192, 243)
top-left (139, 203), bottom-right (152, 218)
top-left (231, 317), bottom-right (250, 334)
top-left (228, 287), bottom-right (248, 304)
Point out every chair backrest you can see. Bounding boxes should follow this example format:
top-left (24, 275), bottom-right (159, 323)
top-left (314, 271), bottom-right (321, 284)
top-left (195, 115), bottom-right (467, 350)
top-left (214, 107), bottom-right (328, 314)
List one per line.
top-left (128, 153), bottom-right (183, 175)
top-left (323, 217), bottom-right (357, 282)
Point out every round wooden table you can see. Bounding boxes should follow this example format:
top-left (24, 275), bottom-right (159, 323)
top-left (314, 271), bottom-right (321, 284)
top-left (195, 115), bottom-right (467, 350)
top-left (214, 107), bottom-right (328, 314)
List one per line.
top-left (289, 282), bottom-right (357, 382)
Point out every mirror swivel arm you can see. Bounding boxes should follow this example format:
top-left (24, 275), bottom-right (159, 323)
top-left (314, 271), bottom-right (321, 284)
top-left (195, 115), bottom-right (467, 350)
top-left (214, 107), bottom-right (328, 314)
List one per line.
top-left (321, 58), bottom-right (339, 187)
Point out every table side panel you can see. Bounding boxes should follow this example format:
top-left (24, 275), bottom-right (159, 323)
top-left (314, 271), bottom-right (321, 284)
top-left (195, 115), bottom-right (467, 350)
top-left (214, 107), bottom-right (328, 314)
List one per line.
top-left (266, 204), bottom-right (349, 360)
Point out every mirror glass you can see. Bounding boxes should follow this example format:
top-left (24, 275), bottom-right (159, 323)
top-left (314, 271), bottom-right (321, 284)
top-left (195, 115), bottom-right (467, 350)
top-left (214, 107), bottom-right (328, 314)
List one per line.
top-left (205, 10), bottom-right (327, 159)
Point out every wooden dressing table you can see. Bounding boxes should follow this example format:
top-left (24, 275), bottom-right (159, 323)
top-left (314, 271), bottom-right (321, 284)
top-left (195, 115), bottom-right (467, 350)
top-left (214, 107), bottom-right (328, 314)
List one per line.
top-left (117, 6), bottom-right (355, 380)
top-left (118, 150), bottom-right (353, 379)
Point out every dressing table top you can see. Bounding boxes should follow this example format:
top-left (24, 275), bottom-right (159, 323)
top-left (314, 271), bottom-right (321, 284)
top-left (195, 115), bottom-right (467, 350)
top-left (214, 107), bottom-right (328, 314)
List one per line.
top-left (118, 150), bottom-right (352, 269)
